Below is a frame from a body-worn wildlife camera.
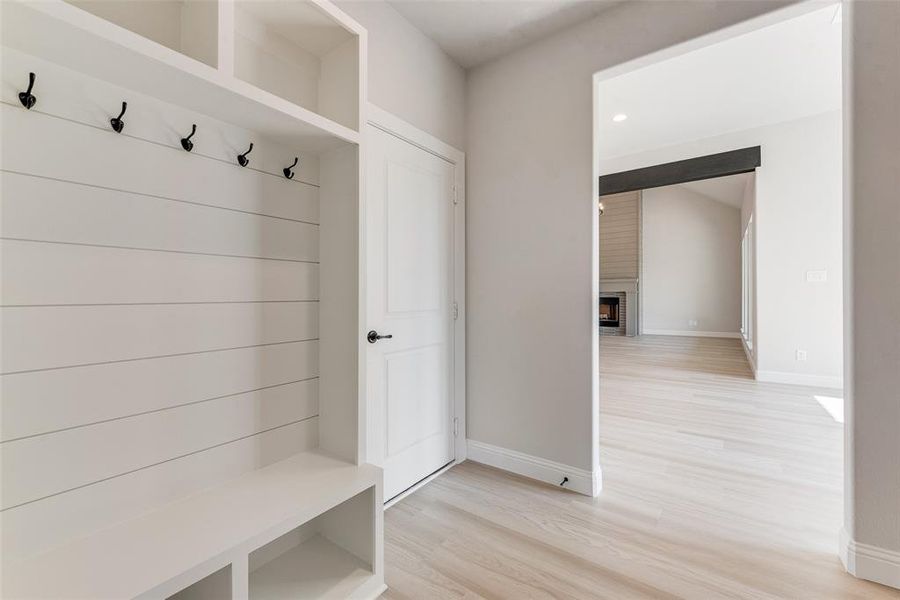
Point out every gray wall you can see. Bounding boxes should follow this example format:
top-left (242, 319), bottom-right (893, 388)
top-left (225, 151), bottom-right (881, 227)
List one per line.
top-left (642, 185), bottom-right (741, 336)
top-left (335, 1), bottom-right (466, 148)
top-left (844, 0), bottom-right (900, 582)
top-left (465, 1), bottom-right (791, 471)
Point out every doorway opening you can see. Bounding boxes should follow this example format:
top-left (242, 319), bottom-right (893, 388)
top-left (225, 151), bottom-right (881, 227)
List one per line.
top-left (592, 0), bottom-right (845, 574)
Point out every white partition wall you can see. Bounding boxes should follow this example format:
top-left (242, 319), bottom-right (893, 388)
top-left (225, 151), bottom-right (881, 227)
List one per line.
top-left (0, 1), bottom-right (383, 598)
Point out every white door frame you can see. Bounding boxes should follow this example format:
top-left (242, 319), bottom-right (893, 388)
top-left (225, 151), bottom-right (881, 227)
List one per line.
top-left (365, 104), bottom-right (467, 473)
top-left (592, 0), bottom-right (852, 571)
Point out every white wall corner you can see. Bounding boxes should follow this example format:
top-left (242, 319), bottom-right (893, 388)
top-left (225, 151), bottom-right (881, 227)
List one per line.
top-left (740, 337), bottom-right (757, 377)
top-left (466, 440), bottom-right (600, 497)
top-left (840, 528), bottom-right (900, 590)
top-left (755, 370), bottom-right (843, 390)
top-left (591, 464), bottom-right (603, 497)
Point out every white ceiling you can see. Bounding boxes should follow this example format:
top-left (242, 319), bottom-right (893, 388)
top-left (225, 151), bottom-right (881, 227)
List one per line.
top-left (597, 4), bottom-right (842, 160)
top-left (678, 172), bottom-right (751, 209)
top-left (389, 0), bottom-right (624, 68)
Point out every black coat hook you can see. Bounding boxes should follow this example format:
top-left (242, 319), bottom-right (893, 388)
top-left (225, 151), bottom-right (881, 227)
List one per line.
top-left (110, 101), bottom-right (127, 133)
top-left (237, 143), bottom-right (253, 167)
top-left (181, 124), bottom-right (197, 152)
top-left (283, 157), bottom-right (299, 179)
top-left (18, 72), bottom-right (37, 110)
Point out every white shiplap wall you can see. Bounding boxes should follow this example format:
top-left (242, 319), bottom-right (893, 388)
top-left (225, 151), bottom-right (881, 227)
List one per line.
top-left (599, 191), bottom-right (640, 280)
top-left (0, 48), bottom-right (321, 563)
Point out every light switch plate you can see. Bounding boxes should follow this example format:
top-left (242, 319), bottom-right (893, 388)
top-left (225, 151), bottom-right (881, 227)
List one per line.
top-left (806, 270), bottom-right (827, 282)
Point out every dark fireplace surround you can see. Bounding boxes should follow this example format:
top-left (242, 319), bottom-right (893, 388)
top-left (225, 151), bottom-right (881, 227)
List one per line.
top-left (599, 297), bottom-right (620, 328)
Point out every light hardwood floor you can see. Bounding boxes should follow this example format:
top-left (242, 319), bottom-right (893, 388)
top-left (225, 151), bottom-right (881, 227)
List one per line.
top-left (381, 335), bottom-right (899, 599)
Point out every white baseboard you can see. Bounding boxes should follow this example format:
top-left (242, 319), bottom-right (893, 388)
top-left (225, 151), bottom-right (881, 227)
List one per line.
top-left (641, 329), bottom-right (741, 339)
top-left (466, 440), bottom-right (600, 497)
top-left (756, 370), bottom-right (843, 389)
top-left (740, 337), bottom-right (757, 377)
top-left (841, 528), bottom-right (900, 589)
top-left (358, 581), bottom-right (388, 600)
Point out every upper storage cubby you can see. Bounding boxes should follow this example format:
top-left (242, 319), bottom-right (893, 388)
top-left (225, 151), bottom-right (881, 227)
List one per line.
top-left (232, 1), bottom-right (361, 131)
top-left (4, 0), bottom-right (364, 150)
top-left (65, 0), bottom-right (219, 68)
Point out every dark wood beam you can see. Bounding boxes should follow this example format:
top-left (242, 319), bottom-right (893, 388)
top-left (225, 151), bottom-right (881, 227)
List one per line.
top-left (599, 146), bottom-right (761, 196)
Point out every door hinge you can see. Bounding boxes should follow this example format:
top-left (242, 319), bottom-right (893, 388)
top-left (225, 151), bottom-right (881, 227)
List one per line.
top-left (452, 184), bottom-right (459, 205)
top-left (452, 301), bottom-right (459, 320)
top-left (453, 417), bottom-right (459, 437)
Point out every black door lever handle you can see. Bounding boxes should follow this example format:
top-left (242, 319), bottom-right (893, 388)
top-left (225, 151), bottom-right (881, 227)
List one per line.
top-left (367, 330), bottom-right (393, 344)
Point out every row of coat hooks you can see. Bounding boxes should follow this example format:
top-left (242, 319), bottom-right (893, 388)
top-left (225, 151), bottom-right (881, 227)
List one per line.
top-left (18, 72), bottom-right (301, 179)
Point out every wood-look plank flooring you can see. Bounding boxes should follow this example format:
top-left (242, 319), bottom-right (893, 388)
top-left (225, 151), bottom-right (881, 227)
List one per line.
top-left (381, 335), bottom-right (899, 599)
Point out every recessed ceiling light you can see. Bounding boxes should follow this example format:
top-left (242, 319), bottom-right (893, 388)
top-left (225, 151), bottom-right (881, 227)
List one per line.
top-left (612, 113), bottom-right (628, 122)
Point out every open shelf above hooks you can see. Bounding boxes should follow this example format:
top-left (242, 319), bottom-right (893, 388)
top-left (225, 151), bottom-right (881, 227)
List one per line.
top-left (66, 0), bottom-right (220, 68)
top-left (233, 0), bottom-right (360, 131)
top-left (2, 0), bottom-right (362, 153)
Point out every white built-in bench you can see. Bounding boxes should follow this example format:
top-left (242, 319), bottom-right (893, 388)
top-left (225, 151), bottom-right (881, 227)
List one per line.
top-left (2, 2), bottom-right (381, 598)
top-left (5, 451), bottom-right (385, 600)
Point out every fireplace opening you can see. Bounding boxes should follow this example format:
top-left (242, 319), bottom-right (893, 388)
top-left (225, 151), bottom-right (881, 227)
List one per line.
top-left (599, 297), bottom-right (620, 328)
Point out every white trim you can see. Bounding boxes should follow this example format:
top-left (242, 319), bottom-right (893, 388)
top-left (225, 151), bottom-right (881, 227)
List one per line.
top-left (383, 462), bottom-right (455, 509)
top-left (355, 582), bottom-right (389, 600)
top-left (841, 528), bottom-right (900, 589)
top-left (590, 0), bottom-right (840, 486)
top-left (367, 104), bottom-right (464, 166)
top-left (365, 104), bottom-right (467, 467)
top-left (467, 440), bottom-right (601, 497)
top-left (592, 1), bottom-right (833, 85)
top-left (592, 0), bottom-right (858, 581)
top-left (638, 191), bottom-right (645, 335)
top-left (756, 370), bottom-right (843, 389)
top-left (740, 336), bottom-right (757, 377)
top-left (641, 329), bottom-right (741, 339)
top-left (310, 0), bottom-right (368, 36)
top-left (355, 14), bottom-right (369, 467)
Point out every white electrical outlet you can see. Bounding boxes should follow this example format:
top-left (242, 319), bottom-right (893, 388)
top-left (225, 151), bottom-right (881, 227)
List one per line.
top-left (796, 349), bottom-right (808, 361)
top-left (806, 270), bottom-right (827, 283)
top-left (688, 319), bottom-right (698, 328)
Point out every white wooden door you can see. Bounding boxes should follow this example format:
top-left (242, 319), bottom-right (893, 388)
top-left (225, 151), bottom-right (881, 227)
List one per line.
top-left (366, 125), bottom-right (455, 501)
